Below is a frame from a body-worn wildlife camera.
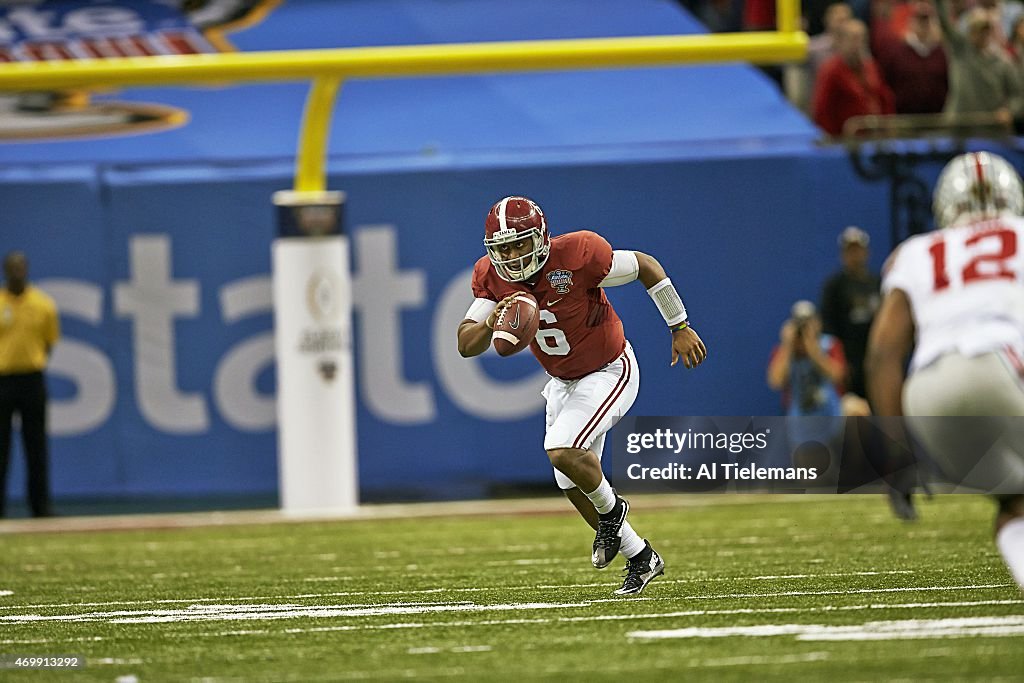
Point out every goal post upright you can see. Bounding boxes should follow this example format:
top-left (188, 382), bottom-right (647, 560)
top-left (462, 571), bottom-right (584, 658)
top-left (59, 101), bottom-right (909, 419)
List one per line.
top-left (271, 75), bottom-right (356, 513)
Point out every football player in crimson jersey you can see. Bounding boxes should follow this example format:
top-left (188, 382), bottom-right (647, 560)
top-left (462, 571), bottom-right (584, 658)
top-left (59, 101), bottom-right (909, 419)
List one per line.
top-left (866, 152), bottom-right (1024, 592)
top-left (457, 196), bottom-right (707, 595)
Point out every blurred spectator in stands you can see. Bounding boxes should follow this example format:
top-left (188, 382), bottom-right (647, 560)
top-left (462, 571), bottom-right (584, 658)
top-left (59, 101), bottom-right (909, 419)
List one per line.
top-left (871, 0), bottom-right (903, 54)
top-left (787, 3), bottom-right (853, 111)
top-left (698, 0), bottom-right (743, 32)
top-left (1010, 12), bottom-right (1024, 57)
top-left (743, 0), bottom-right (777, 31)
top-left (812, 18), bottom-right (896, 135)
top-left (877, 1), bottom-right (949, 113)
top-left (1008, 13), bottom-right (1024, 66)
top-left (820, 226), bottom-right (880, 402)
top-left (807, 0), bottom-right (842, 34)
top-left (744, 0), bottom-right (786, 86)
top-left (1007, 15), bottom-right (1024, 131)
top-left (810, 3), bottom-right (855, 76)
top-left (675, 0), bottom-right (742, 32)
top-left (1002, 0), bottom-right (1024, 41)
top-left (938, 0), bottom-right (1023, 126)
top-left (871, 0), bottom-right (931, 54)
top-left (956, 0), bottom-right (1024, 50)
top-left (768, 300), bottom-right (850, 417)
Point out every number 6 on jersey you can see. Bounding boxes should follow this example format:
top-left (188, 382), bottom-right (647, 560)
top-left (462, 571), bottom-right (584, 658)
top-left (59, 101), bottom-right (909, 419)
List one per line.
top-left (537, 309), bottom-right (571, 356)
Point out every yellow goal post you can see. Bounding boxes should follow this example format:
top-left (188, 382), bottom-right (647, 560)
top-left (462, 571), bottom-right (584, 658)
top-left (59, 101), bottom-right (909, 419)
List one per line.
top-left (0, 0), bottom-right (805, 194)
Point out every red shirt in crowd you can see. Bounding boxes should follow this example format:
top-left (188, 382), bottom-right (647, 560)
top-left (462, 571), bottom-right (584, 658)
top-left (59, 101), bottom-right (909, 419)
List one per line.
top-left (876, 38), bottom-right (948, 114)
top-left (812, 54), bottom-right (896, 136)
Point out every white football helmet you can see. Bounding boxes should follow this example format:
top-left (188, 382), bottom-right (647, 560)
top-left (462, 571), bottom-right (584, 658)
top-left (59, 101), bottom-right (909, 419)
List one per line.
top-left (483, 196), bottom-right (551, 282)
top-left (933, 151), bottom-right (1024, 229)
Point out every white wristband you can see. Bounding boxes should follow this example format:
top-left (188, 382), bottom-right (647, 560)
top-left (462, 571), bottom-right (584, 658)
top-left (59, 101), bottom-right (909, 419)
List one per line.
top-left (647, 277), bottom-right (688, 327)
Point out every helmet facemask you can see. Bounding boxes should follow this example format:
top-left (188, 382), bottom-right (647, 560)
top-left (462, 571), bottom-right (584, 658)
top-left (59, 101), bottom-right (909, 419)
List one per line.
top-left (485, 231), bottom-right (549, 281)
top-left (484, 196), bottom-right (551, 282)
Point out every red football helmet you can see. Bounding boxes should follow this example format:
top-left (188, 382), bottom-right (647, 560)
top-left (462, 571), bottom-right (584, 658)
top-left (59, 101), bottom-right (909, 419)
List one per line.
top-left (484, 196), bottom-right (551, 282)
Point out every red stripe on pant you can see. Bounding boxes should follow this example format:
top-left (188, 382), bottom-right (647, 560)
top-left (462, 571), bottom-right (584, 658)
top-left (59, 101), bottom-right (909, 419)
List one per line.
top-left (571, 353), bottom-right (632, 450)
top-left (1005, 346), bottom-right (1024, 379)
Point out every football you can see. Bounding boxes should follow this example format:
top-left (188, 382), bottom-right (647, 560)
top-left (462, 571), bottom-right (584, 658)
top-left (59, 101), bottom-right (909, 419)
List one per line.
top-left (492, 293), bottom-right (540, 356)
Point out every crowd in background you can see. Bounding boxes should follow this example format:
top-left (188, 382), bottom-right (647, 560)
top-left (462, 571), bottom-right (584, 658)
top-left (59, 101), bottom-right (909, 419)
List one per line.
top-left (678, 0), bottom-right (1024, 136)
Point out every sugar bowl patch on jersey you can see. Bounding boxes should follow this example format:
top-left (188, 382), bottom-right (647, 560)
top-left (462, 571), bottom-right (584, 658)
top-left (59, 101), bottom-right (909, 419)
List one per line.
top-left (547, 269), bottom-right (573, 294)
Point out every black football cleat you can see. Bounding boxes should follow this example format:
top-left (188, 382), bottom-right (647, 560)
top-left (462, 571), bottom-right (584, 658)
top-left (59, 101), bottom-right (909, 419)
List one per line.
top-left (614, 541), bottom-right (665, 596)
top-left (886, 485), bottom-right (917, 521)
top-left (592, 495), bottom-right (629, 569)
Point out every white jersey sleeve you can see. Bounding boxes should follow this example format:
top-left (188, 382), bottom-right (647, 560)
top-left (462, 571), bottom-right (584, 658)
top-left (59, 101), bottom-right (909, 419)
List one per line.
top-left (599, 250), bottom-right (640, 288)
top-left (884, 216), bottom-right (1024, 373)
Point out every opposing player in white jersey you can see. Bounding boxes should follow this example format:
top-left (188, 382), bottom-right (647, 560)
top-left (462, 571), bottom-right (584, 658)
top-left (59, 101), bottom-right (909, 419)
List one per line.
top-left (458, 196), bottom-right (707, 595)
top-left (866, 151), bottom-right (1024, 591)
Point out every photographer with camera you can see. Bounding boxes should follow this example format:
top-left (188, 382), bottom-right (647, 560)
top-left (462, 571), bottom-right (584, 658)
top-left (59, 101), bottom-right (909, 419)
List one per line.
top-left (768, 300), bottom-right (850, 417)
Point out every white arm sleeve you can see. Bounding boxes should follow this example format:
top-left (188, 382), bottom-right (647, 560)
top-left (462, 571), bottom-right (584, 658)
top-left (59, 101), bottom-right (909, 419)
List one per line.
top-left (599, 250), bottom-right (640, 288)
top-left (464, 297), bottom-right (497, 323)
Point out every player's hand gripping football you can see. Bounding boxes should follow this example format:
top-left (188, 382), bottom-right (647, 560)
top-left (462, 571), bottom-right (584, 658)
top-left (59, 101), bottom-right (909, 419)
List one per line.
top-left (671, 326), bottom-right (707, 368)
top-left (485, 293), bottom-right (521, 330)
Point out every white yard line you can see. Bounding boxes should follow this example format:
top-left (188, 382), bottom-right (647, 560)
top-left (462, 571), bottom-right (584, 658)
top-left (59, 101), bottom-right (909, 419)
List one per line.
top-left (407, 645), bottom-right (492, 654)
top-left (3, 597), bottom-right (1023, 645)
top-left (699, 652), bottom-right (831, 667)
top-left (1, 589), bottom-right (1020, 631)
top-left (627, 616), bottom-right (1024, 641)
top-left (0, 601), bottom-right (593, 625)
top-left (221, 599), bottom-right (1024, 635)
top-left (557, 599), bottom-right (1024, 623)
top-left (0, 570), bottom-right (921, 611)
top-left (700, 584), bottom-right (1014, 600)
top-left (749, 571), bottom-right (913, 580)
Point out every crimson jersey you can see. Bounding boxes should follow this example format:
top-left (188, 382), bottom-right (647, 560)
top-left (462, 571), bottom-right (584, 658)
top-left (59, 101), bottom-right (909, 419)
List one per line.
top-left (471, 230), bottom-right (626, 380)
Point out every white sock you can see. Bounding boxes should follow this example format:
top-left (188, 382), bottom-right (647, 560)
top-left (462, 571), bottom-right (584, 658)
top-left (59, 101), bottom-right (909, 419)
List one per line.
top-left (620, 523), bottom-right (647, 559)
top-left (584, 478), bottom-right (617, 514)
top-left (996, 517), bottom-right (1024, 590)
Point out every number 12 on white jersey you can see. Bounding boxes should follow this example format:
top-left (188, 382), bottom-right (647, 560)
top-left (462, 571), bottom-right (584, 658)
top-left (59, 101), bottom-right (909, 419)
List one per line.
top-left (927, 225), bottom-right (1019, 291)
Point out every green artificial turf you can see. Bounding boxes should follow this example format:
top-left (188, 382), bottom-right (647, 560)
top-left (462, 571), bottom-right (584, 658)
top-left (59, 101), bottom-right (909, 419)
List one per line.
top-left (0, 495), bottom-right (1021, 682)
